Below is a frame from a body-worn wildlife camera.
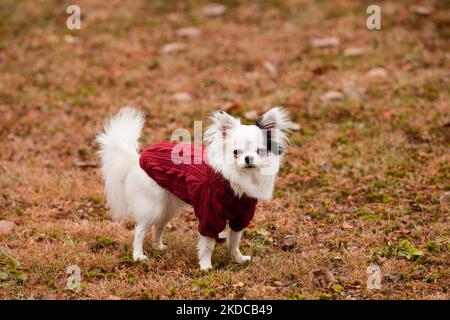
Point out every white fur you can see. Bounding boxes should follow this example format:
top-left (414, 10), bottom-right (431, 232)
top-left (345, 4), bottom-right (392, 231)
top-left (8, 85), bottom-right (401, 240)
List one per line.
top-left (96, 107), bottom-right (290, 269)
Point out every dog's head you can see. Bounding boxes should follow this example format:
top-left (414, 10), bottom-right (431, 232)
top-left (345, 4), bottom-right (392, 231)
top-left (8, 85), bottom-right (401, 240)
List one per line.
top-left (204, 107), bottom-right (291, 199)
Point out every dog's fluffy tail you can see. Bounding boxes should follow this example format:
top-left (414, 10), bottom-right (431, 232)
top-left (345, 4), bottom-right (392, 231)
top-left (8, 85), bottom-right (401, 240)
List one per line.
top-left (96, 107), bottom-right (145, 219)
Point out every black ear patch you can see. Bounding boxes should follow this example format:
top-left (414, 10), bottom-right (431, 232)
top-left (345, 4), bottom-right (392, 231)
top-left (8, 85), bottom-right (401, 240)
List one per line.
top-left (255, 117), bottom-right (264, 130)
top-left (261, 127), bottom-right (285, 156)
top-left (256, 116), bottom-right (276, 130)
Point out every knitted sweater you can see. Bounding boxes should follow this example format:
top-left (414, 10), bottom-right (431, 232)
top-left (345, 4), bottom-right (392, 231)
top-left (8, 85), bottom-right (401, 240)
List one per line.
top-left (139, 142), bottom-right (258, 239)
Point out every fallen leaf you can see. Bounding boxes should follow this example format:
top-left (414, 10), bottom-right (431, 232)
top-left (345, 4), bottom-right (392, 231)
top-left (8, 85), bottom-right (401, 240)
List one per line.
top-left (273, 281), bottom-right (287, 287)
top-left (440, 192), bottom-right (450, 210)
top-left (366, 67), bottom-right (387, 79)
top-left (74, 161), bottom-right (98, 168)
top-left (0, 220), bottom-right (16, 235)
top-left (383, 111), bottom-right (393, 120)
top-left (409, 5), bottom-right (433, 15)
top-left (176, 27), bottom-right (201, 38)
top-left (262, 61), bottom-right (278, 76)
top-left (172, 92), bottom-right (192, 103)
top-left (409, 201), bottom-right (422, 212)
top-left (299, 215), bottom-right (312, 222)
top-left (167, 13), bottom-right (183, 22)
top-left (399, 228), bottom-right (411, 236)
top-left (343, 47), bottom-right (366, 57)
top-left (342, 81), bottom-right (365, 100)
top-left (244, 110), bottom-right (259, 121)
top-left (320, 90), bottom-right (344, 102)
top-left (222, 101), bottom-right (240, 112)
top-left (313, 269), bottom-right (336, 287)
top-left (311, 36), bottom-right (340, 48)
top-left (202, 3), bottom-right (226, 17)
top-left (320, 161), bottom-right (333, 173)
top-left (281, 235), bottom-right (296, 250)
top-left (63, 35), bottom-right (79, 44)
top-left (161, 42), bottom-right (187, 55)
top-left (341, 223), bottom-right (354, 230)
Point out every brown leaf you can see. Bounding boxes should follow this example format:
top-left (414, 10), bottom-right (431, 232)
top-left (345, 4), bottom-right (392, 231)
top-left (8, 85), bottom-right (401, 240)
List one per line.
top-left (0, 220), bottom-right (16, 235)
top-left (299, 215), bottom-right (312, 222)
top-left (383, 111), bottom-right (393, 120)
top-left (161, 42), bottom-right (187, 55)
top-left (311, 36), bottom-right (340, 48)
top-left (281, 235), bottom-right (296, 250)
top-left (341, 222), bottom-right (354, 230)
top-left (409, 5), bottom-right (433, 15)
top-left (74, 161), bottom-right (98, 168)
top-left (440, 192), bottom-right (450, 210)
top-left (222, 102), bottom-right (240, 112)
top-left (176, 27), bottom-right (201, 38)
top-left (202, 3), bottom-right (226, 17)
top-left (262, 61), bottom-right (278, 76)
top-left (320, 90), bottom-right (343, 103)
top-left (273, 280), bottom-right (287, 287)
top-left (172, 92), bottom-right (192, 103)
top-left (244, 110), bottom-right (259, 121)
top-left (366, 67), bottom-right (387, 79)
top-left (343, 47), bottom-right (366, 57)
top-left (342, 81), bottom-right (365, 100)
top-left (313, 269), bottom-right (336, 287)
top-left (63, 35), bottom-right (80, 44)
top-left (399, 228), bottom-right (411, 236)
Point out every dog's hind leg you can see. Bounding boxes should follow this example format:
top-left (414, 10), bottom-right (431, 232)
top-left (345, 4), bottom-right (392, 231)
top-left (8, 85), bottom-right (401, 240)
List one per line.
top-left (129, 192), bottom-right (166, 262)
top-left (132, 204), bottom-right (162, 261)
top-left (126, 168), bottom-right (168, 261)
top-left (152, 193), bottom-right (184, 250)
top-left (133, 220), bottom-right (151, 261)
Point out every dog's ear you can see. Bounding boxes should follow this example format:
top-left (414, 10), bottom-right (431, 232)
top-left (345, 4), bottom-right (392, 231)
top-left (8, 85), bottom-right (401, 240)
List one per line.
top-left (256, 107), bottom-right (291, 155)
top-left (204, 110), bottom-right (241, 144)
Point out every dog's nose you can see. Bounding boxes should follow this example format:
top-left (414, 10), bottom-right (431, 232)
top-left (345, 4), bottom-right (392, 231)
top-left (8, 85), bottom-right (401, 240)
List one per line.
top-left (245, 155), bottom-right (254, 165)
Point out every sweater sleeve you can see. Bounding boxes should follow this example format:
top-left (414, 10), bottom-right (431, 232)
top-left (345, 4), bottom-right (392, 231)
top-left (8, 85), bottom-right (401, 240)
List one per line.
top-left (228, 200), bottom-right (257, 232)
top-left (192, 184), bottom-right (226, 239)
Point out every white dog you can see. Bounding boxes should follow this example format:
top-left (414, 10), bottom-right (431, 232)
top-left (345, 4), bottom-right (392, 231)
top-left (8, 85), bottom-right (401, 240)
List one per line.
top-left (96, 107), bottom-right (290, 270)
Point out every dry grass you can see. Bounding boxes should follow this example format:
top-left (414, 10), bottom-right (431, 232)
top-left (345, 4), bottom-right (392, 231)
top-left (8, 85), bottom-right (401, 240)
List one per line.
top-left (0, 0), bottom-right (449, 299)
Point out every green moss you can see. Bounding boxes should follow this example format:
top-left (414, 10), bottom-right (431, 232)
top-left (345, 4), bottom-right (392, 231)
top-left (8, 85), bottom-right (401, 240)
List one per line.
top-left (373, 240), bottom-right (423, 261)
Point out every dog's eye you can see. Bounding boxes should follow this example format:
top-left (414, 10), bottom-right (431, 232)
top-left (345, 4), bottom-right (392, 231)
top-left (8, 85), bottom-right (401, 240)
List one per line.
top-left (257, 148), bottom-right (267, 156)
top-left (233, 149), bottom-right (242, 157)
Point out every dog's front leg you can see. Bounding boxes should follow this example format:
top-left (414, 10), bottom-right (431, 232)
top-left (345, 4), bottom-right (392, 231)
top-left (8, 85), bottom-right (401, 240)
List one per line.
top-left (197, 235), bottom-right (215, 271)
top-left (229, 229), bottom-right (251, 264)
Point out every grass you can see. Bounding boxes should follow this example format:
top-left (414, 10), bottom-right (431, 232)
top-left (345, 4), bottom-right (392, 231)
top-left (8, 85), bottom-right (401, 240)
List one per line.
top-left (0, 0), bottom-right (449, 299)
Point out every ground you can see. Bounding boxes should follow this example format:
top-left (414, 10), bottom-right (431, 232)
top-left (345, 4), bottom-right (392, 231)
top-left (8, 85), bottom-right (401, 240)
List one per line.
top-left (0, 0), bottom-right (449, 300)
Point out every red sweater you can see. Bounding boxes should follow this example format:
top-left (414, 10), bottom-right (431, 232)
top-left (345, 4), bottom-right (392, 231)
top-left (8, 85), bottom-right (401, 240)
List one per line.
top-left (139, 142), bottom-right (257, 239)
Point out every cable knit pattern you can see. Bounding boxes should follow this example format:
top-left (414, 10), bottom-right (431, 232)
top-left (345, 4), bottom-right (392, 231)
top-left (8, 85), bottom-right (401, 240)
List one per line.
top-left (139, 142), bottom-right (257, 239)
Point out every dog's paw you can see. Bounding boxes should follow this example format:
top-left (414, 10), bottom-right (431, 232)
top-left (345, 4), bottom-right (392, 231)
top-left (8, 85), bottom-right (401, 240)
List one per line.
top-left (200, 266), bottom-right (213, 272)
top-left (234, 255), bottom-right (252, 264)
top-left (199, 262), bottom-right (213, 271)
top-left (133, 253), bottom-right (148, 262)
top-left (152, 243), bottom-right (167, 250)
